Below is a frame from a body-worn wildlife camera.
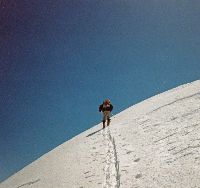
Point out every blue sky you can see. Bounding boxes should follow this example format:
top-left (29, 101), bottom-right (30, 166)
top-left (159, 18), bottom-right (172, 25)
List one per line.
top-left (1, 0), bottom-right (200, 182)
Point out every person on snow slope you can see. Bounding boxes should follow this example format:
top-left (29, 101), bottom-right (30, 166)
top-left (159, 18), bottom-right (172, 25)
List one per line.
top-left (99, 99), bottom-right (113, 129)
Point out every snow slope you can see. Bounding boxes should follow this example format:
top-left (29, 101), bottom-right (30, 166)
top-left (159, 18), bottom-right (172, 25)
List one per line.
top-left (1, 80), bottom-right (200, 188)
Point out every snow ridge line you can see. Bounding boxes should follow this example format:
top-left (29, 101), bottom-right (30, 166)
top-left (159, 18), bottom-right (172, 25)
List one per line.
top-left (103, 127), bottom-right (120, 188)
top-left (17, 179), bottom-right (40, 188)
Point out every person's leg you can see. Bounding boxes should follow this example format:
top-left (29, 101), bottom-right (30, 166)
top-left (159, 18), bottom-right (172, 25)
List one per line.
top-left (106, 111), bottom-right (111, 126)
top-left (102, 120), bottom-right (106, 128)
top-left (102, 112), bottom-right (106, 129)
top-left (107, 118), bottom-right (111, 126)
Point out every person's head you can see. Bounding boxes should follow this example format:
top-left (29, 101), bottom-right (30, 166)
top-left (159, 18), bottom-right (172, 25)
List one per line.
top-left (104, 99), bottom-right (110, 105)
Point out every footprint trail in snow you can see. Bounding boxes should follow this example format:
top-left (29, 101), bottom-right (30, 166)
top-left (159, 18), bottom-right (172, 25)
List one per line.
top-left (102, 127), bottom-right (120, 188)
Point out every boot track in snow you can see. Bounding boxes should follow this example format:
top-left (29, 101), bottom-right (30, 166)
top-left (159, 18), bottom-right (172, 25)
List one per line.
top-left (102, 127), bottom-right (120, 188)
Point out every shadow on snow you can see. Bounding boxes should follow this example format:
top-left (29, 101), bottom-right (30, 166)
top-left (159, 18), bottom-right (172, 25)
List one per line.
top-left (86, 128), bottom-right (103, 137)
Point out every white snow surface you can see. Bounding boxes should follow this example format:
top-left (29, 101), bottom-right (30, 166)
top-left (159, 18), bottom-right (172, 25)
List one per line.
top-left (1, 80), bottom-right (200, 188)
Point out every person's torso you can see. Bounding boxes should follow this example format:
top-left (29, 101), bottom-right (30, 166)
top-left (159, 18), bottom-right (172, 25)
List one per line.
top-left (102, 103), bottom-right (111, 111)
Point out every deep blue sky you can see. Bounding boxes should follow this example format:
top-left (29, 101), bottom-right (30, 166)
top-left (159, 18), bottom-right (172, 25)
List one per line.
top-left (1, 0), bottom-right (200, 182)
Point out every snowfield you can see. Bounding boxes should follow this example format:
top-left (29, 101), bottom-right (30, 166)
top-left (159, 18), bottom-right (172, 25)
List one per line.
top-left (1, 80), bottom-right (200, 188)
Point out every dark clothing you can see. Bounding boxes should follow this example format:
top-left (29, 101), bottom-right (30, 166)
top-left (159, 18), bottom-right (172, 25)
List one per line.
top-left (99, 103), bottom-right (113, 112)
top-left (99, 101), bottom-right (113, 128)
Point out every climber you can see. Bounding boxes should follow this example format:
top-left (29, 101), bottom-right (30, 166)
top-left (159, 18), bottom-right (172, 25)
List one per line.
top-left (99, 99), bottom-right (113, 129)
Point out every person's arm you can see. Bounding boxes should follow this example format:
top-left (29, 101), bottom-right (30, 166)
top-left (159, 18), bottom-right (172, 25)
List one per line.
top-left (99, 104), bottom-right (103, 112)
top-left (110, 104), bottom-right (113, 112)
